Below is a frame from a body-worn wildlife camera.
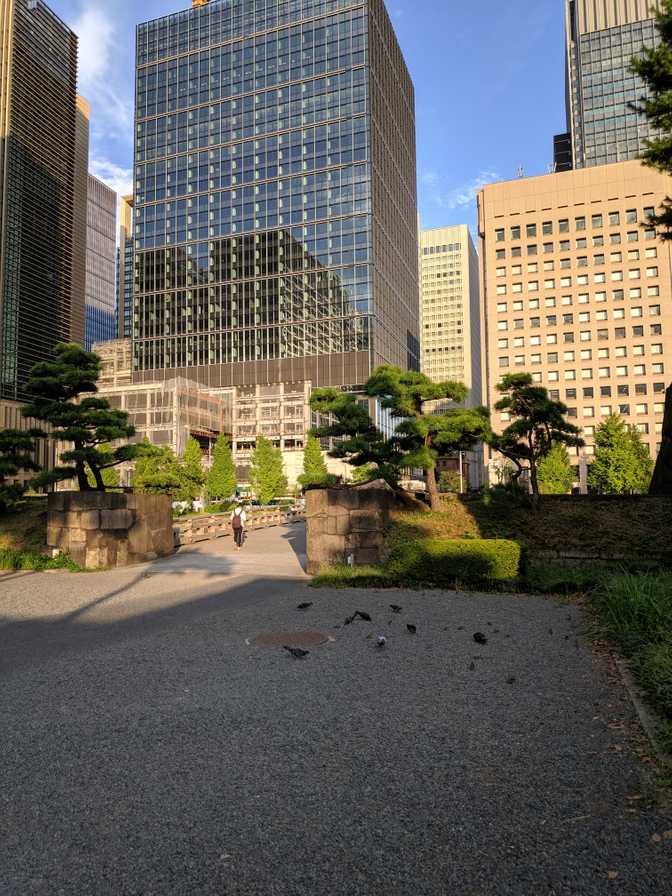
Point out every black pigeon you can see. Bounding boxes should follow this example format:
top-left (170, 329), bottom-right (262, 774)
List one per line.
top-left (407, 624), bottom-right (417, 634)
top-left (390, 604), bottom-right (403, 614)
top-left (283, 645), bottom-right (309, 659)
top-left (473, 632), bottom-right (488, 645)
top-left (355, 610), bottom-right (372, 622)
top-left (344, 615), bottom-right (354, 625)
top-left (457, 626), bottom-right (465, 631)
top-left (296, 602), bottom-right (313, 610)
top-left (506, 675), bottom-right (516, 684)
top-left (469, 661), bottom-right (476, 671)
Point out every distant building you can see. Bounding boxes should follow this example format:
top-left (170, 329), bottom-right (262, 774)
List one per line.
top-left (85, 175), bottom-right (117, 350)
top-left (564, 0), bottom-right (663, 169)
top-left (117, 195), bottom-right (134, 340)
top-left (132, 0), bottom-right (419, 392)
top-left (0, 0), bottom-right (83, 400)
top-left (553, 132), bottom-right (573, 172)
top-left (419, 225), bottom-right (482, 405)
top-left (478, 160), bottom-right (672, 485)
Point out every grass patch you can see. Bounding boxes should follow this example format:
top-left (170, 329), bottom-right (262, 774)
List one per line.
top-left (590, 573), bottom-right (672, 755)
top-left (310, 565), bottom-right (390, 589)
top-left (0, 547), bottom-right (81, 572)
top-left (0, 497), bottom-right (47, 551)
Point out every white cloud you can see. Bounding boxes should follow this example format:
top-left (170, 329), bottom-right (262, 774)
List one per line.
top-left (72, 8), bottom-right (132, 136)
top-left (422, 169), bottom-right (500, 210)
top-left (90, 158), bottom-right (133, 199)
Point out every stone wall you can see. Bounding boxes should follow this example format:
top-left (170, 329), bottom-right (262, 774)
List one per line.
top-left (47, 492), bottom-right (174, 569)
top-left (305, 480), bottom-right (393, 574)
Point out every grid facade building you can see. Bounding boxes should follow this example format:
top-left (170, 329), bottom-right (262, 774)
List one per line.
top-left (117, 195), bottom-right (134, 339)
top-left (419, 225), bottom-right (482, 405)
top-left (565, 0), bottom-right (663, 169)
top-left (132, 0), bottom-right (419, 392)
top-left (85, 174), bottom-right (117, 350)
top-left (0, 0), bottom-right (82, 399)
top-left (478, 161), bottom-right (672, 474)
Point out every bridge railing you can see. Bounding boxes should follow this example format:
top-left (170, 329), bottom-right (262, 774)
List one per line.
top-left (174, 508), bottom-right (305, 547)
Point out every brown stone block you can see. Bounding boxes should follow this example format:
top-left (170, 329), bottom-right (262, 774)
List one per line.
top-left (68, 528), bottom-right (88, 544)
top-left (63, 509), bottom-right (100, 530)
top-left (354, 547), bottom-right (381, 565)
top-left (46, 526), bottom-right (66, 549)
top-left (329, 488), bottom-right (359, 511)
top-left (357, 531), bottom-right (384, 549)
top-left (48, 493), bottom-right (66, 513)
top-left (350, 510), bottom-right (379, 531)
top-left (100, 509), bottom-right (134, 531)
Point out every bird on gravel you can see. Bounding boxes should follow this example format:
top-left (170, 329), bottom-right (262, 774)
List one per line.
top-left (506, 675), bottom-right (516, 684)
top-left (344, 614), bottom-right (354, 625)
top-left (355, 610), bottom-right (372, 622)
top-left (296, 601), bottom-right (313, 610)
top-left (377, 635), bottom-right (387, 647)
top-left (389, 604), bottom-right (403, 614)
top-left (406, 623), bottom-right (417, 634)
top-left (473, 632), bottom-right (488, 645)
top-left (283, 646), bottom-right (310, 659)
top-left (469, 661), bottom-right (476, 671)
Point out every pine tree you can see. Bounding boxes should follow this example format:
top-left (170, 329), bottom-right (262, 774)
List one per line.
top-left (178, 437), bottom-right (206, 503)
top-left (588, 415), bottom-right (653, 494)
top-left (206, 434), bottom-right (236, 502)
top-left (490, 373), bottom-right (583, 500)
top-left (0, 428), bottom-right (42, 511)
top-left (298, 434), bottom-right (329, 488)
top-left (249, 435), bottom-right (287, 505)
top-left (22, 342), bottom-right (139, 491)
top-left (537, 443), bottom-right (575, 495)
top-left (132, 440), bottom-right (182, 496)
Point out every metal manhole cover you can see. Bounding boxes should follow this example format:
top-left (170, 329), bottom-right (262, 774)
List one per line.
top-left (249, 630), bottom-right (331, 648)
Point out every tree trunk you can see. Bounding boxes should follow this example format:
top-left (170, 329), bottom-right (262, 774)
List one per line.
top-left (76, 462), bottom-right (90, 491)
top-left (426, 465), bottom-right (442, 511)
top-left (529, 460), bottom-right (540, 509)
top-left (92, 466), bottom-right (105, 492)
top-left (650, 383), bottom-right (672, 495)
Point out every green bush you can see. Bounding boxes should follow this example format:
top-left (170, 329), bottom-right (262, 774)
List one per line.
top-left (388, 537), bottom-right (521, 587)
top-left (0, 548), bottom-right (80, 572)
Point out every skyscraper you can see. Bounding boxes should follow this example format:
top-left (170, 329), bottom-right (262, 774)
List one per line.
top-left (84, 174), bottom-right (117, 350)
top-left (563, 0), bottom-right (663, 169)
top-left (132, 0), bottom-right (419, 391)
top-left (0, 0), bottom-right (82, 399)
top-left (419, 225), bottom-right (481, 404)
top-left (117, 195), bottom-right (134, 339)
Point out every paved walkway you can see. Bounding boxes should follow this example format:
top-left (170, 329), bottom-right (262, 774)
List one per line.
top-left (1, 525), bottom-right (671, 894)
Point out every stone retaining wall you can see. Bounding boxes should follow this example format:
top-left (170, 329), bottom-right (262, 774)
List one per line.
top-left (305, 480), bottom-right (393, 574)
top-left (47, 492), bottom-right (174, 569)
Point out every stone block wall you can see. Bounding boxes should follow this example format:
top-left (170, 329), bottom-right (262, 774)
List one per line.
top-left (305, 480), bottom-right (393, 574)
top-left (47, 492), bottom-right (174, 569)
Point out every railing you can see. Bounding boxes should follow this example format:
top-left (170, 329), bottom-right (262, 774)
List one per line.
top-left (174, 508), bottom-right (305, 547)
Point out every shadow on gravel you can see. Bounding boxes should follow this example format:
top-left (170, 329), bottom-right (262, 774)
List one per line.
top-left (0, 574), bottom-right (307, 675)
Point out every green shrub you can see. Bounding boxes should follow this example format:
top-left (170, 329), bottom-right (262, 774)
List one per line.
top-left (0, 548), bottom-right (80, 572)
top-left (634, 639), bottom-right (672, 716)
top-left (388, 537), bottom-right (521, 587)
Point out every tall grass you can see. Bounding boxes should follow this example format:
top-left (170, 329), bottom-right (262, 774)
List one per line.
top-left (0, 548), bottom-right (80, 572)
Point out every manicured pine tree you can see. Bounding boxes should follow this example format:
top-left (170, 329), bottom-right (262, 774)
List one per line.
top-left (206, 434), bottom-right (236, 502)
top-left (249, 435), bottom-right (287, 505)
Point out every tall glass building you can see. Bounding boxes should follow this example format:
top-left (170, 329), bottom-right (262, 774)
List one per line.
top-left (564, 0), bottom-right (662, 169)
top-left (84, 174), bottom-right (118, 350)
top-left (132, 0), bottom-right (419, 391)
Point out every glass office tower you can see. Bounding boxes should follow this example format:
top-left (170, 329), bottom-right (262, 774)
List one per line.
top-left (565, 0), bottom-right (662, 169)
top-left (132, 0), bottom-right (419, 390)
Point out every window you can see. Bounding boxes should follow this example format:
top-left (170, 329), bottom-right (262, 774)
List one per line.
top-left (530, 335), bottom-right (541, 345)
top-left (615, 327), bottom-right (626, 338)
top-left (560, 258), bottom-right (571, 269)
top-left (543, 261), bottom-right (554, 271)
top-left (497, 302), bottom-right (507, 312)
top-left (609, 211), bottom-right (620, 226)
top-left (497, 320), bottom-right (508, 331)
top-left (559, 219), bottom-right (569, 233)
top-left (548, 351), bottom-right (558, 363)
top-left (613, 308), bottom-right (625, 320)
top-left (583, 387), bottom-right (594, 397)
top-left (512, 264), bottom-right (523, 275)
top-left (563, 313), bottom-right (574, 324)
top-left (576, 237), bottom-right (587, 249)
top-left (527, 262), bottom-right (538, 273)
top-left (513, 318), bottom-right (524, 329)
top-left (591, 214), bottom-right (603, 228)
top-left (498, 356), bottom-right (509, 367)
top-left (549, 390), bottom-right (560, 400)
top-left (512, 283), bottom-right (522, 293)
top-left (529, 298), bottom-right (540, 309)
top-left (633, 345), bottom-right (645, 356)
top-left (530, 316), bottom-right (540, 327)
top-left (497, 338), bottom-right (508, 348)
top-left (543, 243), bottom-right (553, 254)
top-left (547, 333), bottom-right (557, 344)
top-left (593, 235), bottom-right (604, 247)
top-left (528, 281), bottom-right (539, 292)
top-left (618, 385), bottom-right (630, 396)
top-left (636, 403), bottom-right (648, 414)
top-left (611, 270), bottom-right (623, 281)
top-left (632, 325), bottom-right (644, 337)
top-left (542, 221), bottom-right (553, 235)
top-left (496, 267), bottom-right (506, 277)
top-left (581, 368), bottom-right (593, 380)
top-left (496, 285), bottom-right (507, 295)
top-left (654, 382), bottom-right (666, 393)
top-left (581, 350), bottom-right (592, 360)
top-left (513, 336), bottom-right (524, 347)
top-left (579, 312), bottom-right (590, 323)
top-left (648, 285), bottom-right (660, 296)
top-left (597, 329), bottom-right (609, 340)
top-left (580, 330), bottom-right (591, 342)
top-left (545, 297), bottom-right (556, 307)
top-left (645, 247), bottom-right (657, 258)
top-left (626, 209), bottom-right (637, 224)
top-left (512, 300), bottom-right (524, 311)
top-left (564, 332), bottom-right (575, 344)
top-left (546, 315), bottom-right (557, 326)
top-left (577, 256), bottom-right (588, 267)
top-left (598, 348), bottom-right (610, 359)
top-left (560, 239), bottom-right (571, 251)
top-left (644, 228), bottom-right (656, 240)
top-left (627, 231), bottom-right (639, 242)
top-left (628, 269), bottom-right (641, 280)
top-left (496, 249), bottom-right (506, 259)
top-left (598, 367), bottom-right (610, 378)
top-left (612, 289), bottom-right (624, 301)
top-left (653, 363), bottom-right (665, 374)
top-left (530, 353), bottom-right (541, 364)
top-left (548, 371), bottom-right (559, 382)
top-left (594, 254), bottom-right (605, 265)
top-left (564, 350), bottom-right (575, 361)
top-left (610, 233), bottom-right (621, 244)
top-left (634, 364), bottom-right (646, 375)
top-left (495, 228), bottom-right (505, 242)
top-left (596, 310), bottom-right (608, 321)
top-left (600, 405), bottom-right (612, 416)
top-left (649, 304), bottom-right (661, 316)
top-left (646, 267), bottom-right (658, 277)
top-left (616, 366), bottom-right (628, 377)
top-left (512, 246), bottom-right (522, 257)
top-left (575, 216), bottom-right (586, 230)
top-left (619, 404), bottom-right (631, 416)
top-left (514, 354), bottom-right (525, 366)
top-left (644, 206), bottom-right (655, 220)
top-left (601, 386), bottom-right (612, 397)
top-left (584, 407), bottom-right (595, 418)
top-left (579, 293), bottom-right (590, 304)
top-left (527, 244), bottom-right (537, 255)
top-left (631, 307), bottom-right (643, 317)
top-left (566, 388), bottom-right (577, 399)
top-left (651, 323), bottom-right (662, 335)
top-left (544, 279), bottom-right (555, 289)
top-left (629, 288), bottom-right (642, 298)
top-left (627, 250), bottom-right (638, 261)
top-left (652, 343), bottom-right (664, 355)
top-left (584, 425), bottom-right (595, 434)
top-left (560, 276), bottom-right (572, 287)
top-left (526, 223), bottom-right (537, 237)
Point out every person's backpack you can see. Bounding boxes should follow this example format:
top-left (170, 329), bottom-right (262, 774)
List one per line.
top-left (231, 508), bottom-right (243, 529)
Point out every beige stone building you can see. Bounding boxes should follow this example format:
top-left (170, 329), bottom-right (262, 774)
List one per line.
top-left (477, 160), bottom-right (671, 480)
top-left (419, 225), bottom-right (482, 405)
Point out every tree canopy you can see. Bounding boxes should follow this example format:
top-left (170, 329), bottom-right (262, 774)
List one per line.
top-left (132, 441), bottom-right (182, 496)
top-left (298, 434), bottom-right (330, 489)
top-left (0, 428), bottom-right (42, 511)
top-left (206, 434), bottom-right (236, 502)
top-left (491, 373), bottom-right (583, 498)
top-left (587, 415), bottom-right (653, 494)
top-left (537, 443), bottom-right (574, 495)
top-left (249, 435), bottom-right (287, 504)
top-left (22, 343), bottom-right (140, 491)
top-left (178, 437), bottom-right (206, 503)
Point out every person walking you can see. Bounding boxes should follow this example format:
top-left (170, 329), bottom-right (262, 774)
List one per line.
top-left (230, 502), bottom-right (247, 551)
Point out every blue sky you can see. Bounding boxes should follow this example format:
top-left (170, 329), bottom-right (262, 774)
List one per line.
top-left (49, 0), bottom-right (567, 228)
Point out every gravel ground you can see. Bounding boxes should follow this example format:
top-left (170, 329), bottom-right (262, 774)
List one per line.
top-left (1, 565), bottom-right (671, 894)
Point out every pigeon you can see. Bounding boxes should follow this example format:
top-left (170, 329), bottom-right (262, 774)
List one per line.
top-left (344, 615), bottom-right (354, 625)
top-left (377, 635), bottom-right (387, 647)
top-left (473, 632), bottom-right (488, 645)
top-left (506, 675), bottom-right (516, 684)
top-left (296, 602), bottom-right (313, 610)
top-left (469, 661), bottom-right (476, 671)
top-left (457, 626), bottom-right (465, 631)
top-left (283, 646), bottom-right (309, 659)
top-left (389, 604), bottom-right (403, 614)
top-left (355, 610), bottom-right (372, 622)
top-left (406, 624), bottom-right (417, 634)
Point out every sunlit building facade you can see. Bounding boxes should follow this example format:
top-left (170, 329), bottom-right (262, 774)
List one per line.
top-left (132, 0), bottom-right (419, 391)
top-left (85, 174), bottom-right (117, 350)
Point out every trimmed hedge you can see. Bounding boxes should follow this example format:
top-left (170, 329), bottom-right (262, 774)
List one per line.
top-left (388, 537), bottom-right (521, 587)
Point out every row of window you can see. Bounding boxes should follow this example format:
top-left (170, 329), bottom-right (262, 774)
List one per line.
top-left (495, 230), bottom-right (656, 259)
top-left (494, 208), bottom-right (653, 242)
top-left (495, 274), bottom-right (660, 295)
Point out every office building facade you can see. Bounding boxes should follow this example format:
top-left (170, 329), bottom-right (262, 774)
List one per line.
top-left (419, 225), bottom-right (481, 405)
top-left (117, 195), bottom-right (134, 339)
top-left (564, 0), bottom-right (663, 169)
top-left (478, 161), bottom-right (672, 479)
top-left (0, 0), bottom-right (82, 399)
top-left (132, 0), bottom-right (419, 391)
top-left (84, 175), bottom-right (117, 350)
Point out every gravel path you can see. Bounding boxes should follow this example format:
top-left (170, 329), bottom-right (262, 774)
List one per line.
top-left (1, 532), bottom-right (671, 894)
